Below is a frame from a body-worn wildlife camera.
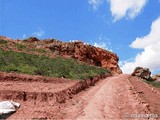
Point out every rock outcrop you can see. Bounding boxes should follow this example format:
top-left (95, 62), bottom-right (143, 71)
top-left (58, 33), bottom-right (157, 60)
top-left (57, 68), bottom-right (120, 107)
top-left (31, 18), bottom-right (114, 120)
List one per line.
top-left (131, 67), bottom-right (152, 80)
top-left (24, 37), bottom-right (40, 42)
top-left (0, 36), bottom-right (11, 41)
top-left (48, 41), bottom-right (122, 74)
top-left (0, 36), bottom-right (122, 74)
top-left (152, 74), bottom-right (160, 81)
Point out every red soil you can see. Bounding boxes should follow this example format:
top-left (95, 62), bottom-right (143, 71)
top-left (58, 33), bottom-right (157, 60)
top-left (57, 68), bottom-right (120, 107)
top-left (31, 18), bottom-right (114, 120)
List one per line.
top-left (58, 75), bottom-right (152, 119)
top-left (0, 73), bottom-right (159, 119)
top-left (129, 76), bottom-right (160, 115)
top-left (0, 72), bottom-right (109, 119)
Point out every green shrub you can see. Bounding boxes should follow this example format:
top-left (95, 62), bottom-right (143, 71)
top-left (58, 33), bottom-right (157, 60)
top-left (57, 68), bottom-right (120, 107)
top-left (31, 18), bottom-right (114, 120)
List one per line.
top-left (0, 49), bottom-right (109, 80)
top-left (16, 43), bottom-right (27, 50)
top-left (143, 79), bottom-right (160, 88)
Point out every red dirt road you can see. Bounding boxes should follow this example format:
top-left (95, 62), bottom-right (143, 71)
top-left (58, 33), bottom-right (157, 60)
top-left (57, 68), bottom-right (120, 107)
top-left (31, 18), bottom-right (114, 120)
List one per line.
top-left (76, 75), bottom-right (149, 119)
top-left (61, 74), bottom-right (151, 119)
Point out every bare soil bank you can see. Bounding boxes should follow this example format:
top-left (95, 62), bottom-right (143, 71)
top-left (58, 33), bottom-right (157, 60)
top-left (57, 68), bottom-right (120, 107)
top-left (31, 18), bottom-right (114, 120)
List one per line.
top-left (129, 76), bottom-right (160, 116)
top-left (0, 72), bottom-right (109, 119)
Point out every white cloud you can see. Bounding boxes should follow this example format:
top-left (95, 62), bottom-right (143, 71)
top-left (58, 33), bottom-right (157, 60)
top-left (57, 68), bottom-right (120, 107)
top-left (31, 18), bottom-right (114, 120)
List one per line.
top-left (107, 0), bottom-right (148, 21)
top-left (119, 58), bottom-right (134, 67)
top-left (22, 34), bottom-right (27, 39)
top-left (69, 40), bottom-right (79, 42)
top-left (93, 35), bottom-right (112, 51)
top-left (88, 0), bottom-right (104, 10)
top-left (22, 28), bottom-right (45, 39)
top-left (130, 18), bottom-right (160, 49)
top-left (94, 42), bottom-right (108, 49)
top-left (102, 14), bottom-right (111, 25)
top-left (121, 17), bottom-right (160, 74)
top-left (32, 28), bottom-right (45, 37)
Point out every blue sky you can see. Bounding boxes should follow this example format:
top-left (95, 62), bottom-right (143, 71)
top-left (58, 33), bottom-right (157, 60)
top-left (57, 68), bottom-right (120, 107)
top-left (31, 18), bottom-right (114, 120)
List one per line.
top-left (0, 0), bottom-right (160, 74)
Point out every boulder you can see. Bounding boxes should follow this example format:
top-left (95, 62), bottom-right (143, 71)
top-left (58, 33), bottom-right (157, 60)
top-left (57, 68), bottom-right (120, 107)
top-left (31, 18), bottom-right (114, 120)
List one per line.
top-left (0, 101), bottom-right (20, 115)
top-left (152, 74), bottom-right (160, 81)
top-left (132, 67), bottom-right (152, 80)
top-left (24, 37), bottom-right (39, 42)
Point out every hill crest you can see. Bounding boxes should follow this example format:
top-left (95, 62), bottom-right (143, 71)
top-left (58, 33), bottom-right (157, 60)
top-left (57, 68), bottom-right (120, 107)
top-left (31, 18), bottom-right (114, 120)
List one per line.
top-left (0, 36), bottom-right (122, 74)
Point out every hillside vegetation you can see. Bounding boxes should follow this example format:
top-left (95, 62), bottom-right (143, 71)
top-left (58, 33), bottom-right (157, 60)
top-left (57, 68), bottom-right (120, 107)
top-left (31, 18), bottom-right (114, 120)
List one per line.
top-left (0, 38), bottom-right (52, 56)
top-left (144, 79), bottom-right (160, 88)
top-left (0, 49), bottom-right (109, 80)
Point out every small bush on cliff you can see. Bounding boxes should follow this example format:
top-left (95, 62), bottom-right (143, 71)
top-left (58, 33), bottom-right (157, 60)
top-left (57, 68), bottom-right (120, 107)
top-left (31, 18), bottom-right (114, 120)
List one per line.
top-left (0, 49), bottom-right (108, 80)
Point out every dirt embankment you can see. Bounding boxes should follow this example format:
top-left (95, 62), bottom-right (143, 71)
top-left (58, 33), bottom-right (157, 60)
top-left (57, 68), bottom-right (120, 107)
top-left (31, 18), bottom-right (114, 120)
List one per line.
top-left (0, 72), bottom-right (110, 119)
top-left (129, 76), bottom-right (160, 115)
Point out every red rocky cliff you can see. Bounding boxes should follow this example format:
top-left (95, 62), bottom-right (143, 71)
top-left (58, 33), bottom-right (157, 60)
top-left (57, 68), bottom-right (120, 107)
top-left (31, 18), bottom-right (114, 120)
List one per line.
top-left (0, 36), bottom-right (122, 74)
top-left (48, 41), bottom-right (122, 74)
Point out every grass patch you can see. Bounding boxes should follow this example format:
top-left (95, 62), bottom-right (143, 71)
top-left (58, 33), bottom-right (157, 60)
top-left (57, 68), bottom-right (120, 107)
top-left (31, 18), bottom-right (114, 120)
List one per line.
top-left (16, 43), bottom-right (27, 50)
top-left (36, 49), bottom-right (47, 53)
top-left (143, 79), bottom-right (160, 88)
top-left (31, 48), bottom-right (47, 53)
top-left (15, 43), bottom-right (47, 53)
top-left (0, 49), bottom-right (109, 80)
